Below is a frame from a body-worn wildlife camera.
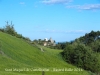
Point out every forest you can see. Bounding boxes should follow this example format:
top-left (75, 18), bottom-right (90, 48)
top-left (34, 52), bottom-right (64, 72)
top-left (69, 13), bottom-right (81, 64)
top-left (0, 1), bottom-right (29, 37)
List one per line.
top-left (55, 30), bottom-right (100, 74)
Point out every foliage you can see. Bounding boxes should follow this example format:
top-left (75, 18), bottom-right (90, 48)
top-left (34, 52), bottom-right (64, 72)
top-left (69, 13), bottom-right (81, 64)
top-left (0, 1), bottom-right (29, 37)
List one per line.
top-left (0, 32), bottom-right (90, 75)
top-left (79, 31), bottom-right (100, 44)
top-left (0, 22), bottom-right (100, 74)
top-left (62, 39), bottom-right (100, 73)
top-left (0, 28), bottom-right (4, 32)
top-left (55, 30), bottom-right (100, 51)
top-left (4, 25), bottom-right (16, 36)
top-left (62, 44), bottom-right (74, 63)
top-left (52, 42), bottom-right (68, 50)
top-left (0, 22), bottom-right (31, 43)
top-left (89, 40), bottom-right (100, 52)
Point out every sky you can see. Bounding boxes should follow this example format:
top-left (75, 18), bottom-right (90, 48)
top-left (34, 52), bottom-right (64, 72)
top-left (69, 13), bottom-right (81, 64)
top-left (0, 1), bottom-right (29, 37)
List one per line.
top-left (0, 0), bottom-right (100, 42)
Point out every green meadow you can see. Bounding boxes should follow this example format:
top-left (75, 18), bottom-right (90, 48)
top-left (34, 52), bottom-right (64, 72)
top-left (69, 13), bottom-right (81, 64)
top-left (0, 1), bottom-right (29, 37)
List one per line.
top-left (0, 31), bottom-right (90, 75)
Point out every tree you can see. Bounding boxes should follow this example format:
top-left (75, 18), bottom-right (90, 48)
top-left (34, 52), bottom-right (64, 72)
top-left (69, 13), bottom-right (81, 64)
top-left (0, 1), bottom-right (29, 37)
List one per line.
top-left (62, 43), bottom-right (100, 73)
top-left (16, 33), bottom-right (23, 38)
top-left (89, 40), bottom-right (100, 52)
top-left (3, 22), bottom-right (24, 39)
top-left (62, 44), bottom-right (75, 63)
top-left (0, 28), bottom-right (4, 32)
top-left (4, 25), bottom-right (16, 36)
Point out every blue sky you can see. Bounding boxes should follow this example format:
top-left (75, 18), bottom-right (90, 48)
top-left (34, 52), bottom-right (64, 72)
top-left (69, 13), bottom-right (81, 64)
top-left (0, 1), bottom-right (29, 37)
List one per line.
top-left (0, 0), bottom-right (100, 42)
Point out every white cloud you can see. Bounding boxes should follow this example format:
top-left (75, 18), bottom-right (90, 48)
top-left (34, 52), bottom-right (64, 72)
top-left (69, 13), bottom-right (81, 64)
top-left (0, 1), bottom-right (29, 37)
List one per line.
top-left (66, 4), bottom-right (100, 10)
top-left (39, 29), bottom-right (87, 34)
top-left (19, 2), bottom-right (25, 5)
top-left (78, 4), bottom-right (100, 10)
top-left (41, 0), bottom-right (100, 10)
top-left (64, 30), bottom-right (87, 34)
top-left (41, 0), bottom-right (72, 4)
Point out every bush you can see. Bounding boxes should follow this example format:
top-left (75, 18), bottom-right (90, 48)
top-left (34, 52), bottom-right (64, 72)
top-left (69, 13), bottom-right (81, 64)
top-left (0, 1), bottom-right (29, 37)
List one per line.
top-left (62, 44), bottom-right (75, 63)
top-left (62, 43), bottom-right (100, 73)
top-left (0, 28), bottom-right (4, 32)
top-left (4, 25), bottom-right (16, 36)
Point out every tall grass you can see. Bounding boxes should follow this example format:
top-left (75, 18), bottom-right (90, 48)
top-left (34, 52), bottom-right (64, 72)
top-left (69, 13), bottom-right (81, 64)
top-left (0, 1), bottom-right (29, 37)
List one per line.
top-left (0, 32), bottom-right (91, 75)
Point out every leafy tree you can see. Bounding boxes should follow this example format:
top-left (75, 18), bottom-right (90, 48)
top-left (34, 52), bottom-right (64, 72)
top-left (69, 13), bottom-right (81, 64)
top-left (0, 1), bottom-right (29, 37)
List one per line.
top-left (0, 28), bottom-right (4, 32)
top-left (16, 34), bottom-right (23, 38)
top-left (33, 39), bottom-right (38, 43)
top-left (90, 40), bottom-right (100, 52)
top-left (62, 44), bottom-right (75, 63)
top-left (4, 25), bottom-right (16, 36)
top-left (62, 31), bottom-right (100, 73)
top-left (62, 43), bottom-right (100, 73)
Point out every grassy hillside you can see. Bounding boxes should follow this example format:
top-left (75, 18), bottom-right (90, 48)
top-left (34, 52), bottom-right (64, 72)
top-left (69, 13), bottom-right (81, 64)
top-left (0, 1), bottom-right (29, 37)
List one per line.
top-left (0, 31), bottom-right (90, 75)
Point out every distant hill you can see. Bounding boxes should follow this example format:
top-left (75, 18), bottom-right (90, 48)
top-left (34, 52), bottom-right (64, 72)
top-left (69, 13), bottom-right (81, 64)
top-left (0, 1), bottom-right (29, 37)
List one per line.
top-left (0, 31), bottom-right (90, 75)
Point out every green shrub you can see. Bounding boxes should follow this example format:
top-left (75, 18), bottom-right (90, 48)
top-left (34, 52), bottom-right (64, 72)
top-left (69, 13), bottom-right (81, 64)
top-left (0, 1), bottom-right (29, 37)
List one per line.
top-left (62, 43), bottom-right (100, 73)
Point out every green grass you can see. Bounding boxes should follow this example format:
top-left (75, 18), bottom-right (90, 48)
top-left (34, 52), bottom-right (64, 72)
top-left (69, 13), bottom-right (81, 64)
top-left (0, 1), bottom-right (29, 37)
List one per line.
top-left (0, 31), bottom-right (90, 75)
